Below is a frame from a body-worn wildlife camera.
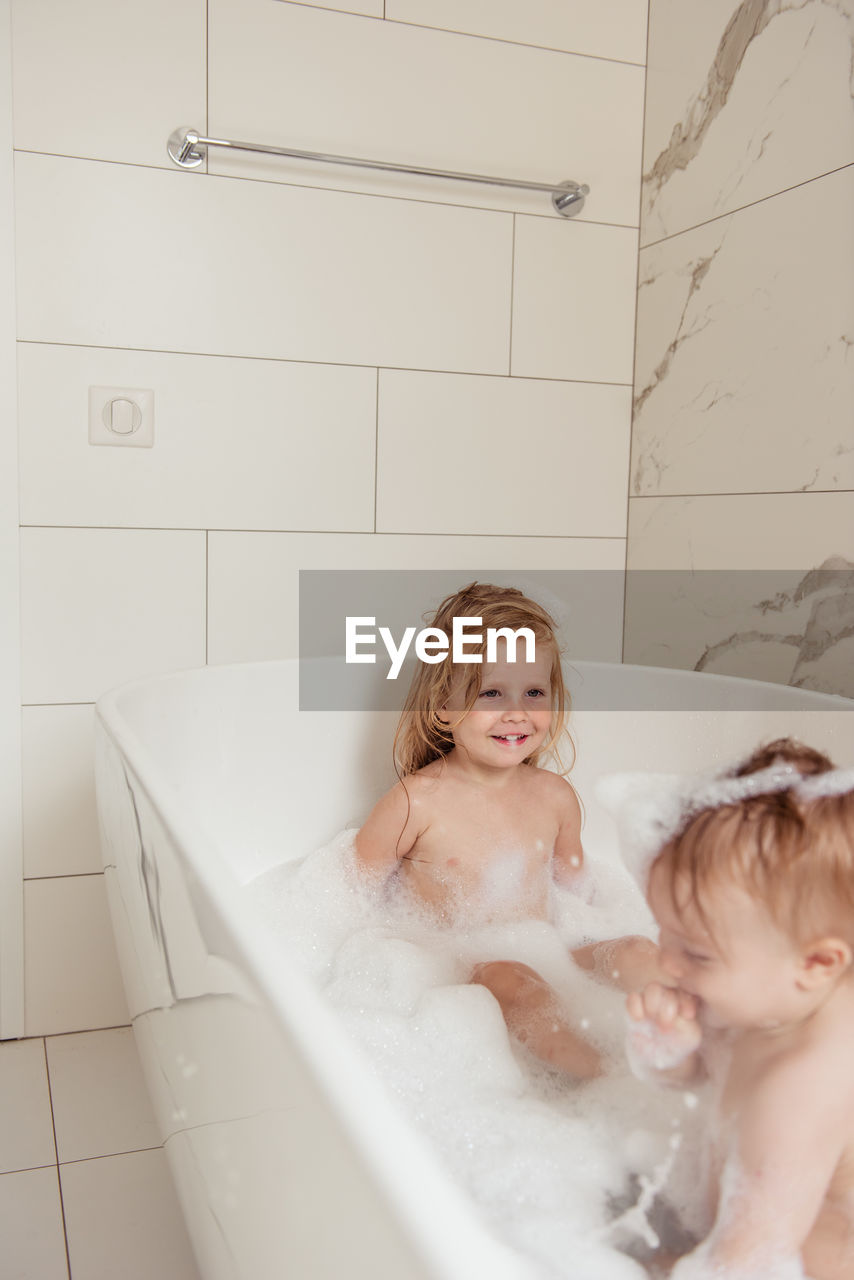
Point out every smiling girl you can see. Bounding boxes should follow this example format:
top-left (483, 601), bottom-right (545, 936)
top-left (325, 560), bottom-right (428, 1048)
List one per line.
top-left (355, 581), bottom-right (660, 1078)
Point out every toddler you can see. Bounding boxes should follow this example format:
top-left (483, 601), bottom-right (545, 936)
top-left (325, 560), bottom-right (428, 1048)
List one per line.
top-left (355, 581), bottom-right (660, 1079)
top-left (618, 738), bottom-right (854, 1279)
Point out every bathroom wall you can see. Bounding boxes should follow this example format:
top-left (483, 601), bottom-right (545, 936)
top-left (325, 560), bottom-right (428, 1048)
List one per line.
top-left (626, 0), bottom-right (854, 694)
top-left (4, 1), bottom-right (647, 1038)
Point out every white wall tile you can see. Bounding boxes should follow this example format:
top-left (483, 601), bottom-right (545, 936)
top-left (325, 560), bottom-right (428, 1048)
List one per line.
top-left (632, 167), bottom-right (854, 497)
top-left (61, 1148), bottom-right (200, 1280)
top-left (47, 1028), bottom-right (160, 1164)
top-left (18, 344), bottom-right (376, 531)
top-left (643, 0), bottom-right (854, 243)
top-left (511, 217), bottom-right (638, 383)
top-left (207, 530), bottom-right (626, 665)
top-left (23, 705), bottom-right (100, 878)
top-left (386, 0), bottom-right (648, 64)
top-left (0, 1166), bottom-right (68, 1280)
top-left (20, 527), bottom-right (206, 705)
top-left (208, 0), bottom-right (643, 226)
top-left (16, 152), bottom-right (512, 375)
top-left (376, 371), bottom-right (630, 536)
top-left (11, 0), bottom-right (206, 169)
top-left (276, 0), bottom-right (382, 15)
top-left (24, 875), bottom-right (128, 1036)
top-left (0, 1039), bottom-right (56, 1174)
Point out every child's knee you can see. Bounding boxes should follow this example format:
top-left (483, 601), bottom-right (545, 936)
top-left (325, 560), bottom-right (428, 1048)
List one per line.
top-left (471, 960), bottom-right (541, 1003)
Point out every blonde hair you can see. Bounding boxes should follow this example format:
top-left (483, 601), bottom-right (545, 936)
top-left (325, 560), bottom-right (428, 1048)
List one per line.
top-left (652, 739), bottom-right (854, 945)
top-left (393, 582), bottom-right (572, 777)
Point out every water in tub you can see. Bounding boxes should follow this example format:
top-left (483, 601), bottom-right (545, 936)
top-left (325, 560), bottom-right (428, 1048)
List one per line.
top-left (244, 831), bottom-right (711, 1279)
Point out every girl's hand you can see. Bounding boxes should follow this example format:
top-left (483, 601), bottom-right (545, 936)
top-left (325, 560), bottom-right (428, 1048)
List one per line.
top-left (626, 982), bottom-right (703, 1080)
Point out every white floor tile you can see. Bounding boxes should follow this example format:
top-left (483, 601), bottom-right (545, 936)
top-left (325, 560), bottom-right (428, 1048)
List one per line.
top-left (0, 1166), bottom-right (68, 1280)
top-left (22, 705), bottom-right (101, 878)
top-left (24, 876), bottom-right (129, 1037)
top-left (46, 1028), bottom-right (160, 1165)
top-left (20, 527), bottom-right (206, 706)
top-left (0, 1039), bottom-right (56, 1174)
top-left (61, 1149), bottom-right (200, 1280)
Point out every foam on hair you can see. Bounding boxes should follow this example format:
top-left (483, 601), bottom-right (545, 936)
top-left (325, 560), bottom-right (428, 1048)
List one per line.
top-left (599, 739), bottom-right (854, 943)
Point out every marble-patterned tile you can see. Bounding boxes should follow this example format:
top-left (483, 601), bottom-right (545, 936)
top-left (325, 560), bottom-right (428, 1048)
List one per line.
top-left (625, 493), bottom-right (854, 696)
top-left (11, 0), bottom-right (206, 170)
top-left (632, 166), bottom-right (854, 498)
top-left (18, 344), bottom-right (376, 532)
top-left (376, 371), bottom-right (631, 537)
top-left (15, 152), bottom-right (512, 375)
top-left (386, 0), bottom-right (648, 65)
top-left (207, 531), bottom-right (626, 666)
top-left (512, 217), bottom-right (638, 383)
top-left (209, 0), bottom-right (643, 226)
top-left (642, 0), bottom-right (854, 243)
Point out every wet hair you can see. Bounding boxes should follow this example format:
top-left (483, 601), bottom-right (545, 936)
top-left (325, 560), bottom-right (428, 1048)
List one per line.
top-left (651, 738), bottom-right (854, 946)
top-left (393, 581), bottom-right (572, 777)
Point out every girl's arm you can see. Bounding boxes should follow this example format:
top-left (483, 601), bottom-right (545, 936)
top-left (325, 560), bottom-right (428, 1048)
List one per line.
top-left (353, 779), bottom-right (423, 882)
top-left (551, 779), bottom-right (586, 888)
top-left (671, 1054), bottom-right (846, 1278)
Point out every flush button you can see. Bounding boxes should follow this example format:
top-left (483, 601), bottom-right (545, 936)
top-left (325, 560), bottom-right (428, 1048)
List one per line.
top-left (88, 386), bottom-right (154, 447)
top-left (105, 397), bottom-right (141, 434)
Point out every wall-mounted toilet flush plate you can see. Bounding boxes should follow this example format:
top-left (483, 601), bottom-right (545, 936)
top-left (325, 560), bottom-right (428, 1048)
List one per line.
top-left (89, 386), bottom-right (154, 447)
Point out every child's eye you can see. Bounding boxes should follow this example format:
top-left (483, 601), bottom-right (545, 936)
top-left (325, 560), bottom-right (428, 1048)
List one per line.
top-left (479, 688), bottom-right (500, 698)
top-left (684, 951), bottom-right (712, 965)
top-left (526, 688), bottom-right (547, 699)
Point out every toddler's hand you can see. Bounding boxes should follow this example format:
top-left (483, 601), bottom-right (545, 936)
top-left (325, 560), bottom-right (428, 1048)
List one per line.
top-left (625, 982), bottom-right (702, 1078)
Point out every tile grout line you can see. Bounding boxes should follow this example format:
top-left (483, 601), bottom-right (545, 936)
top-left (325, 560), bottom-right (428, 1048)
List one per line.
top-left (41, 1038), bottom-right (73, 1279)
top-left (640, 160), bottom-right (854, 251)
top-left (508, 213), bottom-right (516, 375)
top-left (373, 369), bottom-right (380, 533)
top-left (624, 0), bottom-right (655, 659)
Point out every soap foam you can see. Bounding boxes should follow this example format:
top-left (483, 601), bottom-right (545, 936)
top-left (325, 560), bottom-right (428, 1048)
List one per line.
top-left (245, 830), bottom-right (710, 1278)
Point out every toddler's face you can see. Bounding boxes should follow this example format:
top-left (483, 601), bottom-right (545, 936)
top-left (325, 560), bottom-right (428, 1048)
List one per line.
top-left (647, 864), bottom-right (805, 1030)
top-left (441, 641), bottom-right (554, 772)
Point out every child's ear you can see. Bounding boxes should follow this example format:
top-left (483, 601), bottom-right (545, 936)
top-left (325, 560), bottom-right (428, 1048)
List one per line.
top-left (798, 938), bottom-right (852, 989)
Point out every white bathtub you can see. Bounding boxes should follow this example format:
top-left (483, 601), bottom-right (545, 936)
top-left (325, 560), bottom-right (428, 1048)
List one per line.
top-left (94, 659), bottom-right (854, 1280)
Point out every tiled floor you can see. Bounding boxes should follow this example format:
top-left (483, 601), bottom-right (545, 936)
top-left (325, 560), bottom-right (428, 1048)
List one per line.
top-left (0, 1027), bottom-right (201, 1280)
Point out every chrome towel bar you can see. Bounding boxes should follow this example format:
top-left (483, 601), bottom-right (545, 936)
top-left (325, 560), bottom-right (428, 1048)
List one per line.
top-left (167, 127), bottom-right (589, 217)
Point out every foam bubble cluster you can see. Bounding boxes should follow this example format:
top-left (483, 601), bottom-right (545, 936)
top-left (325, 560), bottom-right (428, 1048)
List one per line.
top-left (244, 831), bottom-right (712, 1278)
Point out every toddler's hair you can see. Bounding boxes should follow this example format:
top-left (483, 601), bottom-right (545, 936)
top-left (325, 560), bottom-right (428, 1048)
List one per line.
top-left (393, 581), bottom-right (571, 776)
top-left (652, 738), bottom-right (854, 945)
